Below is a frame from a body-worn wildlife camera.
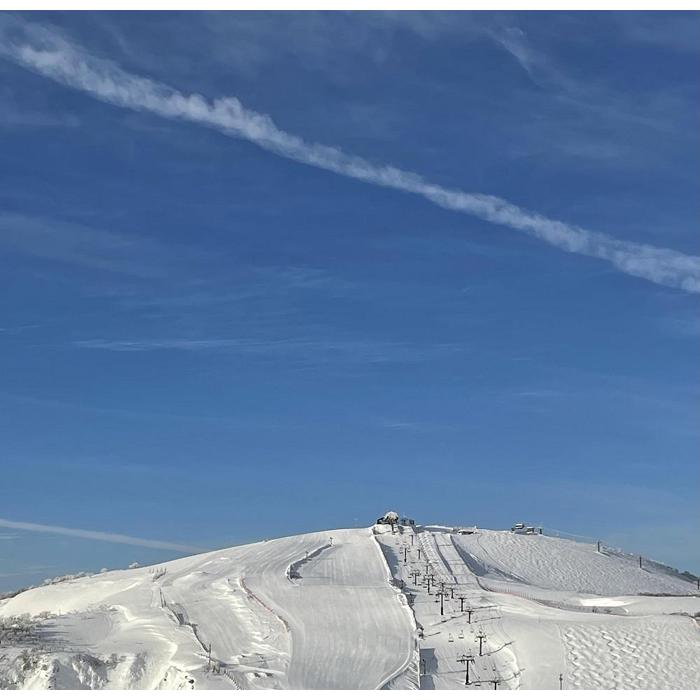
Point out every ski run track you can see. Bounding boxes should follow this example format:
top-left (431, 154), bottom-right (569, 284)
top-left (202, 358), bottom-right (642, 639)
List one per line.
top-left (1, 525), bottom-right (698, 690)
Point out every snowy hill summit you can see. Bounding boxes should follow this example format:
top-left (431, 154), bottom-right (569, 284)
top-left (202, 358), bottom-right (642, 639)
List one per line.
top-left (1, 521), bottom-right (699, 690)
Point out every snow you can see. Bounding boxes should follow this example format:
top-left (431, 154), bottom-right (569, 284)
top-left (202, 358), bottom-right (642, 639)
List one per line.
top-left (1, 524), bottom-right (698, 689)
top-left (381, 527), bottom-right (698, 690)
top-left (0, 528), bottom-right (413, 689)
top-left (451, 529), bottom-right (694, 596)
top-left (562, 616), bottom-right (700, 690)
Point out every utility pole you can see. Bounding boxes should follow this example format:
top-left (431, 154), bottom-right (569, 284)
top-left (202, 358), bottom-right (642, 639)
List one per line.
top-left (559, 672), bottom-right (563, 690)
top-left (475, 630), bottom-right (487, 656)
top-left (457, 654), bottom-right (474, 685)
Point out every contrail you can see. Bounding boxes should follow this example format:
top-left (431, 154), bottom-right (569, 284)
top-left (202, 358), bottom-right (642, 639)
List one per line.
top-left (1, 16), bottom-right (698, 293)
top-left (0, 517), bottom-right (201, 553)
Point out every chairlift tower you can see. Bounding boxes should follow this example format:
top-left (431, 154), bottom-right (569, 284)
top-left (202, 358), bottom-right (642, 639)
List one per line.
top-left (435, 589), bottom-right (446, 616)
top-left (457, 653), bottom-right (475, 685)
top-left (475, 630), bottom-right (487, 656)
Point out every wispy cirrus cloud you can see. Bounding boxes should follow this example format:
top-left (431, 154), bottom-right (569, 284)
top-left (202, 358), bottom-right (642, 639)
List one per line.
top-left (107, 266), bottom-right (355, 312)
top-left (72, 336), bottom-right (461, 365)
top-left (0, 85), bottom-right (79, 129)
top-left (487, 21), bottom-right (697, 140)
top-left (0, 212), bottom-right (213, 281)
top-left (614, 11), bottom-right (700, 54)
top-left (0, 517), bottom-right (200, 553)
top-left (1, 16), bottom-right (698, 293)
top-left (0, 213), bottom-right (163, 277)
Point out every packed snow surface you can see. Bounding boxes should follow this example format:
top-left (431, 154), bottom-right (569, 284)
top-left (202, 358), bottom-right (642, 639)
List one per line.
top-left (1, 525), bottom-right (698, 689)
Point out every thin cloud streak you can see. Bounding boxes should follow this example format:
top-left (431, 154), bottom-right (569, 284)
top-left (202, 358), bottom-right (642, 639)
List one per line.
top-left (72, 337), bottom-right (461, 364)
top-left (1, 17), bottom-right (698, 293)
top-left (0, 213), bottom-right (161, 278)
top-left (0, 517), bottom-right (201, 553)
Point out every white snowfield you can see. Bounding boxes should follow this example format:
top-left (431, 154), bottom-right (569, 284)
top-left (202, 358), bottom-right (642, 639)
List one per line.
top-left (0, 525), bottom-right (698, 690)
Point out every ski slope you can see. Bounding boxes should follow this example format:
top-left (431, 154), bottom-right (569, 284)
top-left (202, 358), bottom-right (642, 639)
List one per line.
top-left (377, 527), bottom-right (699, 690)
top-left (0, 528), bottom-right (414, 690)
top-left (452, 529), bottom-right (693, 596)
top-left (1, 524), bottom-right (698, 689)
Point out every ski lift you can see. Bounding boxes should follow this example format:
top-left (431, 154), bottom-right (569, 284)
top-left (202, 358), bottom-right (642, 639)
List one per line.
top-left (448, 633), bottom-right (454, 643)
top-left (458, 629), bottom-right (464, 639)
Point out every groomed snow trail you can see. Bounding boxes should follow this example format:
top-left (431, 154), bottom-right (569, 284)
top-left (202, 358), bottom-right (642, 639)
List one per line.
top-left (242, 528), bottom-right (415, 689)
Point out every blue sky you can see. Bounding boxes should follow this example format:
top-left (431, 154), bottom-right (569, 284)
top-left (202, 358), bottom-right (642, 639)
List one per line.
top-left (0, 11), bottom-right (698, 589)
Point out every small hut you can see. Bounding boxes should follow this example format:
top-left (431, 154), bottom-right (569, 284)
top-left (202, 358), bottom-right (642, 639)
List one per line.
top-left (376, 511), bottom-right (400, 526)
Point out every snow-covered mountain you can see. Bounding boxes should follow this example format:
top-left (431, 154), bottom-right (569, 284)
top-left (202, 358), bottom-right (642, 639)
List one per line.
top-left (1, 524), bottom-right (698, 690)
